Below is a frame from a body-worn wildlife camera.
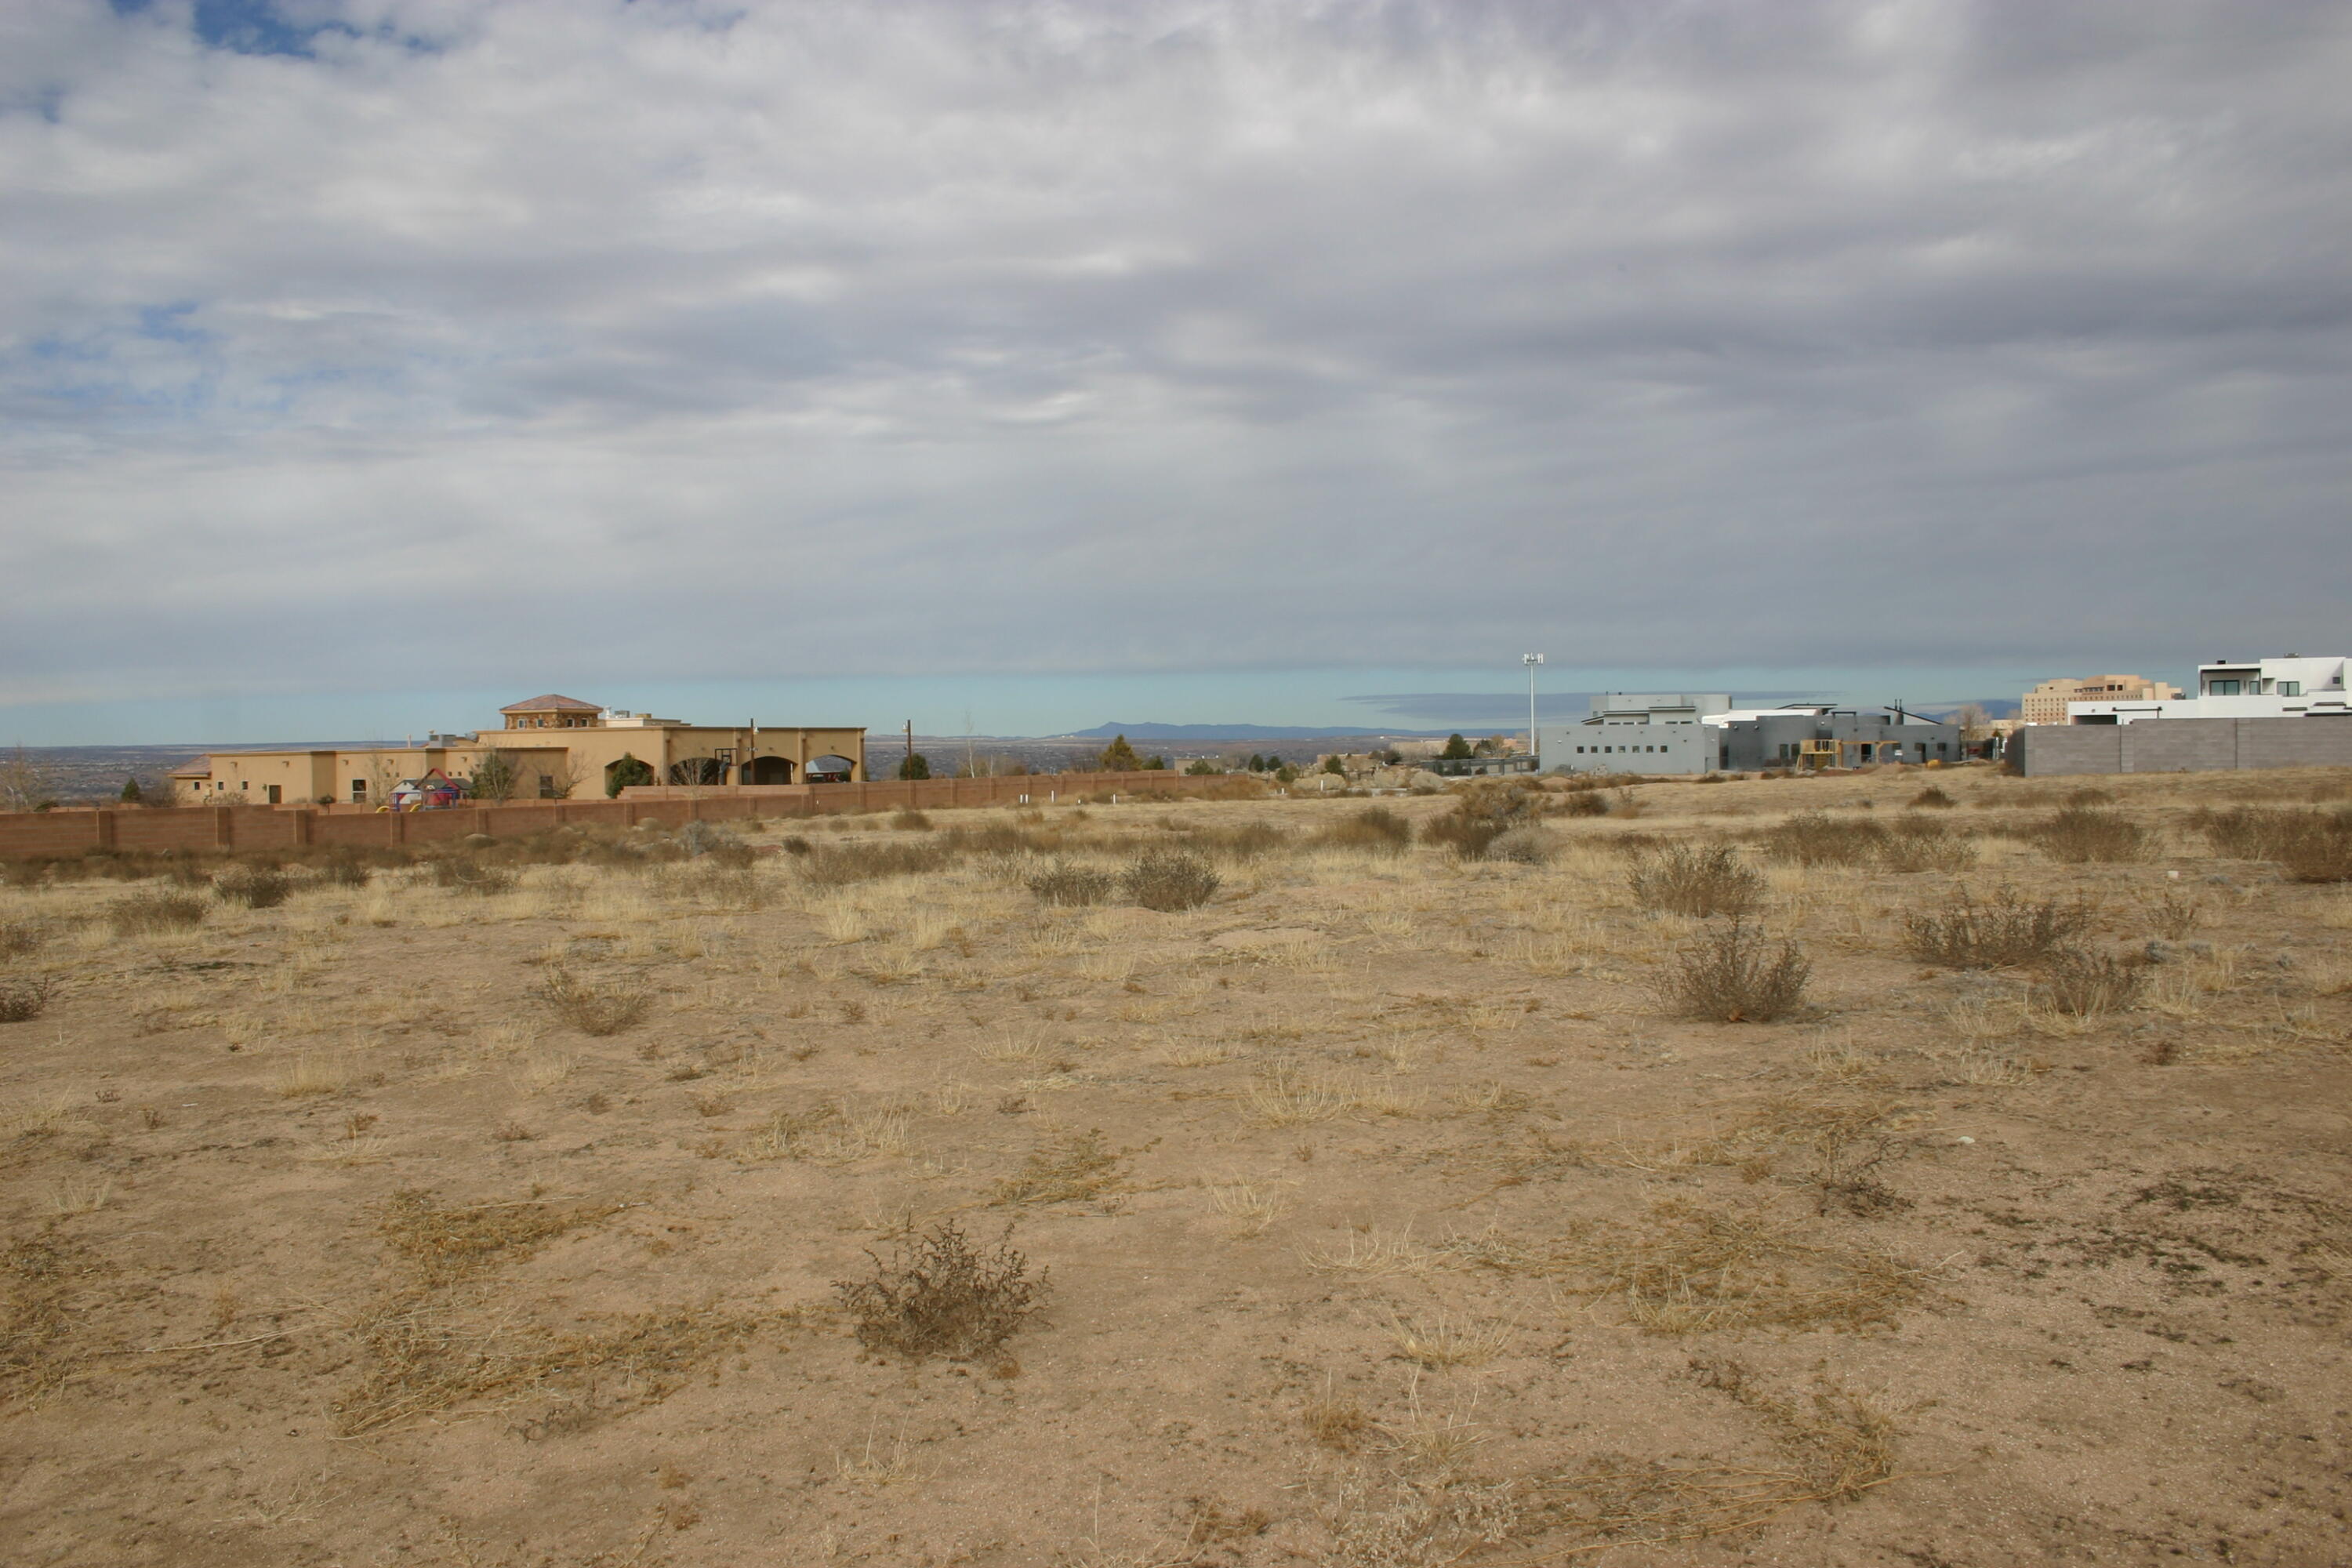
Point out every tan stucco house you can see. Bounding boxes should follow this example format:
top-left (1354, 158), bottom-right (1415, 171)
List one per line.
top-left (173, 695), bottom-right (866, 806)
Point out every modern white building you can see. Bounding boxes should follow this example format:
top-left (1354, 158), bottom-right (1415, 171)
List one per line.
top-left (2067, 656), bottom-right (2352, 724)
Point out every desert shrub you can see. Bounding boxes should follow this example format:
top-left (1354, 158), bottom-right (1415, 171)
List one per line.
top-left (1628, 844), bottom-right (1761, 918)
top-left (1313, 805), bottom-right (1414, 854)
top-left (213, 864), bottom-right (291, 909)
top-left (428, 857), bottom-right (517, 896)
top-left (1760, 812), bottom-right (1886, 867)
top-left (107, 891), bottom-right (209, 935)
top-left (676, 822), bottom-right (758, 867)
top-left (1027, 862), bottom-right (1114, 906)
top-left (1486, 826), bottom-right (1557, 865)
top-left (2035, 949), bottom-right (2146, 1015)
top-left (541, 969), bottom-right (651, 1036)
top-left (2194, 806), bottom-right (2352, 881)
top-left (890, 809), bottom-right (934, 832)
top-left (835, 1220), bottom-right (1045, 1364)
top-left (799, 840), bottom-right (956, 887)
top-left (1558, 790), bottom-right (1608, 818)
top-left (1902, 888), bottom-right (2089, 967)
top-left (0, 920), bottom-right (40, 959)
top-left (314, 853), bottom-right (372, 889)
top-left (779, 836), bottom-right (812, 856)
top-left (1185, 821), bottom-right (1290, 860)
top-left (1655, 920), bottom-right (1809, 1022)
top-left (1878, 816), bottom-right (1979, 874)
top-left (1122, 849), bottom-right (1220, 911)
top-left (1421, 782), bottom-right (1541, 858)
top-left (0, 976), bottom-right (53, 1023)
top-left (1910, 786), bottom-right (1956, 808)
top-left (2024, 806), bottom-right (2148, 864)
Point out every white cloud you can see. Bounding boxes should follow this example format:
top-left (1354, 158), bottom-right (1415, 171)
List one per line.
top-left (4, 0), bottom-right (2350, 706)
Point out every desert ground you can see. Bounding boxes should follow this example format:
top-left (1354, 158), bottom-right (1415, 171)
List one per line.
top-left (0, 768), bottom-right (2347, 1567)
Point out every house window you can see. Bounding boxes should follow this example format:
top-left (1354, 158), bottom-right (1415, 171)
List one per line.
top-left (2210, 679), bottom-right (2241, 695)
top-left (2281, 681), bottom-right (2302, 696)
top-left (351, 779), bottom-right (368, 800)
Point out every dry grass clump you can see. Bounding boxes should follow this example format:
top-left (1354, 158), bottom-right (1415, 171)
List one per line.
top-left (1548, 1200), bottom-right (1933, 1334)
top-left (427, 857), bottom-right (518, 895)
top-left (991, 1127), bottom-right (1130, 1205)
top-left (374, 1189), bottom-right (621, 1283)
top-left (0, 1232), bottom-right (85, 1406)
top-left (1313, 806), bottom-right (1414, 855)
top-left (2034, 949), bottom-right (2147, 1016)
top-left (1121, 849), bottom-right (1220, 912)
top-left (2022, 805), bottom-right (2150, 863)
top-left (0, 920), bottom-right (42, 958)
top-left (835, 1219), bottom-right (1044, 1364)
top-left (1903, 888), bottom-right (2090, 967)
top-left (2199, 806), bottom-right (2352, 882)
top-left (1760, 811), bottom-right (1883, 868)
top-left (0, 976), bottom-right (53, 1024)
top-left (1629, 844), bottom-right (1761, 918)
top-left (1420, 782), bottom-right (1544, 859)
top-left (540, 969), bottom-right (652, 1036)
top-left (1910, 785), bottom-right (1956, 808)
top-left (1530, 1359), bottom-right (1901, 1552)
top-left (1654, 920), bottom-right (1809, 1023)
top-left (212, 864), bottom-right (292, 908)
top-left (1485, 826), bottom-right (1557, 865)
top-left (1025, 862), bottom-right (1114, 906)
top-left (106, 890), bottom-right (209, 936)
top-left (1878, 815), bottom-right (1978, 873)
top-left (800, 840), bottom-right (956, 886)
top-left (890, 808), bottom-right (934, 832)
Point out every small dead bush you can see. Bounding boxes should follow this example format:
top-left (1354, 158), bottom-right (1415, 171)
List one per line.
top-left (0, 920), bottom-right (40, 959)
top-left (1628, 844), bottom-right (1761, 918)
top-left (991, 1127), bottom-right (1131, 1205)
top-left (1909, 786), bottom-right (1956, 808)
top-left (374, 1189), bottom-right (619, 1284)
top-left (836, 1219), bottom-right (1045, 1364)
top-left (1655, 920), bottom-right (1809, 1023)
top-left (2035, 949), bottom-right (2146, 1016)
top-left (1313, 806), bottom-right (1414, 855)
top-left (890, 809), bottom-right (934, 832)
top-left (1122, 849), bottom-right (1220, 911)
top-left (212, 864), bottom-right (291, 909)
top-left (1558, 790), bottom-right (1608, 818)
top-left (105, 891), bottom-right (208, 936)
top-left (1903, 887), bottom-right (2089, 968)
top-left (0, 976), bottom-right (54, 1023)
top-left (1761, 811), bottom-right (1886, 867)
top-left (1421, 780), bottom-right (1544, 859)
top-left (1185, 821), bottom-right (1290, 860)
top-left (428, 857), bottom-right (518, 895)
top-left (541, 969), bottom-right (652, 1036)
top-left (1878, 815), bottom-right (1977, 873)
top-left (2024, 805), bottom-right (2149, 864)
top-left (1486, 826), bottom-right (1557, 865)
top-left (677, 822), bottom-right (757, 866)
top-left (314, 853), bottom-right (373, 889)
top-left (1026, 862), bottom-right (1114, 906)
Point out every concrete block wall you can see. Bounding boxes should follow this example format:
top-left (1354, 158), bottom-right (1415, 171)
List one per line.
top-left (0, 769), bottom-right (1258, 860)
top-left (2016, 718), bottom-right (2352, 776)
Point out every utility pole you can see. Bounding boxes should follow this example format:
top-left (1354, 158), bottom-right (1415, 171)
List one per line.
top-left (904, 720), bottom-right (914, 780)
top-left (1523, 652), bottom-right (1544, 769)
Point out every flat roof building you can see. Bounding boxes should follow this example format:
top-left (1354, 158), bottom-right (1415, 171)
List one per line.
top-left (173, 696), bottom-right (866, 807)
top-left (2067, 655), bottom-right (2351, 724)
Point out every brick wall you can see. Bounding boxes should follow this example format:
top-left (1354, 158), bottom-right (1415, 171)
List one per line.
top-left (0, 769), bottom-right (1260, 860)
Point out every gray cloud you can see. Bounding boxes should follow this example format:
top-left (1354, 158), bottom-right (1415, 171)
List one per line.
top-left (3, 0), bottom-right (2349, 706)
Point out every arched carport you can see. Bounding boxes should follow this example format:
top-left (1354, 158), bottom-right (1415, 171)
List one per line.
top-left (746, 756), bottom-right (795, 785)
top-left (806, 754), bottom-right (856, 784)
top-left (668, 757), bottom-right (725, 786)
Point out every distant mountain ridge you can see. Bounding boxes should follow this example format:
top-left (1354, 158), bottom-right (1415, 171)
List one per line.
top-left (1051, 722), bottom-right (1473, 741)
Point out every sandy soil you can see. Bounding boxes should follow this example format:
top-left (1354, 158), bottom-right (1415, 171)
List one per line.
top-left (1, 767), bottom-right (2347, 1567)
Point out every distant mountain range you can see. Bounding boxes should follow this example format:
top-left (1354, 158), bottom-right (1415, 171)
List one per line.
top-left (1051, 722), bottom-right (1469, 741)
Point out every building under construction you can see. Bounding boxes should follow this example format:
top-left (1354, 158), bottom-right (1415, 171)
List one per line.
top-left (1538, 695), bottom-right (1965, 775)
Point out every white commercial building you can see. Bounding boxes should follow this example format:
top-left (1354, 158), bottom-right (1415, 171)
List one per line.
top-left (2067, 656), bottom-right (2352, 724)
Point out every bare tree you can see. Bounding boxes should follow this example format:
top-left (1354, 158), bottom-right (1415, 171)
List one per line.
top-left (1955, 703), bottom-right (1991, 747)
top-left (544, 751), bottom-right (592, 800)
top-left (0, 747), bottom-right (54, 813)
top-left (469, 746), bottom-right (529, 804)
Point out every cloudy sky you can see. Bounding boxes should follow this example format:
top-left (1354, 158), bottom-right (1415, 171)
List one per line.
top-left (5, 0), bottom-right (2348, 743)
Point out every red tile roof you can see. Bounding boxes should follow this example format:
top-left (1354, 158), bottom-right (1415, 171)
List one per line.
top-left (499, 694), bottom-right (601, 713)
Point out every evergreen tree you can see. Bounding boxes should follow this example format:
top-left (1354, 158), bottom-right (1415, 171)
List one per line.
top-left (1322, 755), bottom-right (1347, 776)
top-left (1441, 733), bottom-right (1473, 760)
top-left (1184, 758), bottom-right (1220, 775)
top-left (897, 753), bottom-right (931, 780)
top-left (119, 776), bottom-right (143, 804)
top-left (1275, 764), bottom-right (1298, 784)
top-left (605, 753), bottom-right (655, 797)
top-left (1097, 735), bottom-right (1143, 771)
top-left (1143, 755), bottom-right (1168, 770)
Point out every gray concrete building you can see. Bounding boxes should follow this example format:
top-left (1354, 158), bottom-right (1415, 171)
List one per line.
top-left (2013, 716), bottom-right (2352, 775)
top-left (1538, 698), bottom-right (1962, 775)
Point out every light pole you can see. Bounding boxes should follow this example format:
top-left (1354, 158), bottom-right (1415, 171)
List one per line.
top-left (1523, 653), bottom-right (1544, 770)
